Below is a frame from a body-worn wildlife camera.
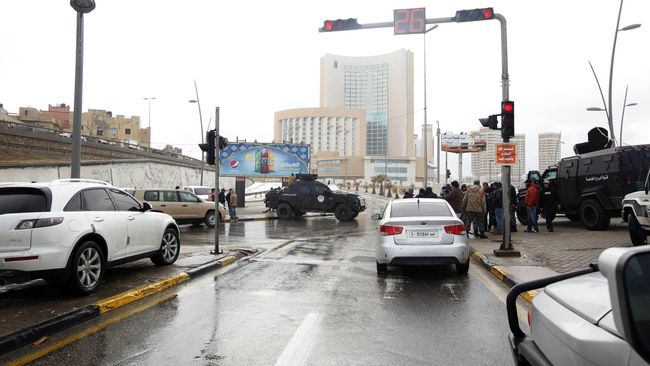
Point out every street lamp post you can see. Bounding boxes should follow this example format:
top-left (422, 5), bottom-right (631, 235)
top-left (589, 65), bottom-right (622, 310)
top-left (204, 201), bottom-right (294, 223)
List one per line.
top-left (189, 81), bottom-right (205, 185)
top-left (619, 85), bottom-right (637, 145)
top-left (143, 97), bottom-right (156, 154)
top-left (69, 0), bottom-right (96, 179)
top-left (436, 120), bottom-right (441, 184)
top-left (423, 25), bottom-right (439, 188)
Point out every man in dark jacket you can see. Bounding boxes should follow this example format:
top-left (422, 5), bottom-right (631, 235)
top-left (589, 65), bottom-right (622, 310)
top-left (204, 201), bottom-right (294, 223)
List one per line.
top-left (424, 187), bottom-right (438, 198)
top-left (416, 188), bottom-right (426, 198)
top-left (444, 181), bottom-right (463, 218)
top-left (492, 183), bottom-right (503, 234)
top-left (218, 188), bottom-right (226, 205)
top-left (540, 180), bottom-right (557, 232)
top-left (403, 187), bottom-right (414, 198)
top-left (509, 184), bottom-right (518, 232)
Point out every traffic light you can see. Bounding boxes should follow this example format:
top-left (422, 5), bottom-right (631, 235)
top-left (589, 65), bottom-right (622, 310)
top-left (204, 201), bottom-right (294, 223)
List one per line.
top-left (479, 114), bottom-right (499, 130)
top-left (199, 130), bottom-right (216, 165)
top-left (320, 18), bottom-right (361, 32)
top-left (446, 169), bottom-right (451, 179)
top-left (455, 8), bottom-right (495, 22)
top-left (501, 101), bottom-right (515, 140)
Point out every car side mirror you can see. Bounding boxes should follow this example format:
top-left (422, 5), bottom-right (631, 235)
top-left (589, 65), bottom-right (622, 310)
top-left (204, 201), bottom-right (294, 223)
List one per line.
top-left (599, 246), bottom-right (650, 364)
top-left (371, 213), bottom-right (382, 220)
top-left (142, 202), bottom-right (153, 211)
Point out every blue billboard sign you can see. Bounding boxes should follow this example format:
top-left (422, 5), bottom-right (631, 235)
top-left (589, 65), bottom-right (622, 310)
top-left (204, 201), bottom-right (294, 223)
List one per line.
top-left (219, 143), bottom-right (310, 177)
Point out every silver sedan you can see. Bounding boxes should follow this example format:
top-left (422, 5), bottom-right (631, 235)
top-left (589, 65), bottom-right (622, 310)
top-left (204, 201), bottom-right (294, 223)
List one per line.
top-left (372, 198), bottom-right (470, 274)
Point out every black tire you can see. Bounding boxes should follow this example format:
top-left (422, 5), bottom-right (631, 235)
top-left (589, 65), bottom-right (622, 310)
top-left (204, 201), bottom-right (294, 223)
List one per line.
top-left (351, 211), bottom-right (359, 219)
top-left (628, 215), bottom-right (649, 246)
top-left (334, 204), bottom-right (354, 222)
top-left (151, 228), bottom-right (181, 265)
top-left (277, 203), bottom-right (294, 220)
top-left (376, 262), bottom-right (388, 274)
top-left (579, 198), bottom-right (610, 230)
top-left (565, 214), bottom-right (580, 222)
top-left (67, 241), bottom-right (105, 295)
top-left (455, 259), bottom-right (470, 274)
top-left (516, 202), bottom-right (529, 226)
top-left (205, 210), bottom-right (216, 227)
top-left (294, 211), bottom-right (306, 217)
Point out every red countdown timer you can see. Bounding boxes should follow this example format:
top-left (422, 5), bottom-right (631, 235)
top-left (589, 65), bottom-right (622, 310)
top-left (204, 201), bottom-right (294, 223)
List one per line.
top-left (394, 8), bottom-right (426, 35)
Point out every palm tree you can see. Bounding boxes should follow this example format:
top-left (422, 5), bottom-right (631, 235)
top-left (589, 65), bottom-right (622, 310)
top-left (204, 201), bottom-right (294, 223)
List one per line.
top-left (354, 181), bottom-right (360, 191)
top-left (385, 181), bottom-right (393, 198)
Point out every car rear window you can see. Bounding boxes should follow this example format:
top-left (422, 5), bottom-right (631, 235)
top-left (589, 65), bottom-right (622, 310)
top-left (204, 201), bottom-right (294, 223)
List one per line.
top-left (0, 188), bottom-right (50, 214)
top-left (390, 201), bottom-right (453, 218)
top-left (193, 187), bottom-right (210, 196)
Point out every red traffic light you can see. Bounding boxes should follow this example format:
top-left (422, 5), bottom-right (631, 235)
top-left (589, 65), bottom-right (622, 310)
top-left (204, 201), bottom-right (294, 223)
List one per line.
top-left (320, 18), bottom-right (360, 32)
top-left (483, 8), bottom-right (494, 19)
top-left (503, 102), bottom-right (514, 113)
top-left (455, 7), bottom-right (495, 22)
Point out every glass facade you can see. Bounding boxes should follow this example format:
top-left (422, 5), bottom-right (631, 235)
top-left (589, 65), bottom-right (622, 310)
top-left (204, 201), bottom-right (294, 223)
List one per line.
top-left (344, 64), bottom-right (388, 156)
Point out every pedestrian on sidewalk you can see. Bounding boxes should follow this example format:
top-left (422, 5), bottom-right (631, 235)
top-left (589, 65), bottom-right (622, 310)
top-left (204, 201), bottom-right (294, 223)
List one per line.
top-left (415, 188), bottom-right (426, 198)
top-left (483, 182), bottom-right (493, 233)
top-left (218, 188), bottom-right (226, 205)
top-left (403, 187), bottom-right (414, 198)
top-left (462, 180), bottom-right (487, 238)
top-left (444, 180), bottom-right (463, 219)
top-left (525, 180), bottom-right (540, 232)
top-left (492, 182), bottom-right (503, 234)
top-left (228, 188), bottom-right (239, 220)
top-left (541, 180), bottom-right (557, 232)
top-left (208, 188), bottom-right (216, 201)
top-left (425, 187), bottom-right (438, 198)
top-left (509, 184), bottom-right (518, 232)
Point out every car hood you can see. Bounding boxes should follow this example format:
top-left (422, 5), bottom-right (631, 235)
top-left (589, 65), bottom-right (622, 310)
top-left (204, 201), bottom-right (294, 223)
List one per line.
top-left (624, 190), bottom-right (650, 201)
top-left (544, 272), bottom-right (612, 325)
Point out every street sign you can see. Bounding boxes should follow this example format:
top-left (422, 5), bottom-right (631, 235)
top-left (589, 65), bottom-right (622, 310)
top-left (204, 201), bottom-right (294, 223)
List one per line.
top-left (496, 143), bottom-right (517, 165)
top-left (394, 8), bottom-right (426, 35)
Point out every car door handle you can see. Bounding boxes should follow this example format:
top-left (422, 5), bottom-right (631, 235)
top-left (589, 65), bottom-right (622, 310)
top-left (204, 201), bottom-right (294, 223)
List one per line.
top-left (182, 204), bottom-right (188, 207)
top-left (160, 204), bottom-right (167, 207)
top-left (93, 217), bottom-right (104, 222)
top-left (127, 216), bottom-right (135, 221)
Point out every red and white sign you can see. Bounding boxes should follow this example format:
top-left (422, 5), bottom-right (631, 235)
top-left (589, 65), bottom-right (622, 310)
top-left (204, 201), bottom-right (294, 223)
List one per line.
top-left (496, 144), bottom-right (517, 165)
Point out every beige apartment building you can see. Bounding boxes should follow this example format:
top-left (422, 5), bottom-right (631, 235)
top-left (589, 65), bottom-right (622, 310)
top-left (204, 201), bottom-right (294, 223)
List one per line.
top-left (79, 109), bottom-right (150, 147)
top-left (538, 132), bottom-right (562, 171)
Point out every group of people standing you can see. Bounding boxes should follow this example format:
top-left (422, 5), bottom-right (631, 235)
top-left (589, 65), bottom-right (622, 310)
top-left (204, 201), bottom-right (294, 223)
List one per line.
top-left (208, 188), bottom-right (239, 221)
top-left (403, 186), bottom-right (438, 199)
top-left (523, 179), bottom-right (557, 233)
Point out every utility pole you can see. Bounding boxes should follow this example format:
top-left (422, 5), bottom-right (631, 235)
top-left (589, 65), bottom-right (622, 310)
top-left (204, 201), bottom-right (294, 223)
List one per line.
top-left (436, 120), bottom-right (441, 183)
top-left (211, 107), bottom-right (222, 255)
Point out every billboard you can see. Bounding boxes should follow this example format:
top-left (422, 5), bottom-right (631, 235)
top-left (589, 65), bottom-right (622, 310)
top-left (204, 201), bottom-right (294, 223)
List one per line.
top-left (441, 132), bottom-right (487, 153)
top-left (219, 143), bottom-right (310, 177)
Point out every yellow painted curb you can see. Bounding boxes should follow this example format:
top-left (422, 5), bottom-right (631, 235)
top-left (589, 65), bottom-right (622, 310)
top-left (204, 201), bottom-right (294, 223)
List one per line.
top-left (521, 290), bottom-right (539, 303)
top-left (472, 251), bottom-right (488, 262)
top-left (219, 256), bottom-right (236, 266)
top-left (489, 266), bottom-right (509, 281)
top-left (95, 272), bottom-right (190, 314)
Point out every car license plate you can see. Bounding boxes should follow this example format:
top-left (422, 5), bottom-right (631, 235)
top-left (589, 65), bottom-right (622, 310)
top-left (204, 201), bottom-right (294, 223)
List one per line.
top-left (408, 230), bottom-right (438, 238)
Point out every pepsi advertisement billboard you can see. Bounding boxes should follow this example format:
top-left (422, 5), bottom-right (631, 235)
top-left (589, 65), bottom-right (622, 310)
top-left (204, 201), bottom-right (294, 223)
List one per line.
top-left (219, 143), bottom-right (310, 177)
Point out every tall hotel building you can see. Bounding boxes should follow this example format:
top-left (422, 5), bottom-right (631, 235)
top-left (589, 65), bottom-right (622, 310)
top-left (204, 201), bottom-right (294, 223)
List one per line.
top-left (538, 132), bottom-right (562, 171)
top-left (470, 127), bottom-right (526, 185)
top-left (275, 49), bottom-right (416, 184)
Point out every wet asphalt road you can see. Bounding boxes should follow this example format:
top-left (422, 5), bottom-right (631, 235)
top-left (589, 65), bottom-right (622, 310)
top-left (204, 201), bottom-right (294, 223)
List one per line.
top-left (24, 197), bottom-right (514, 365)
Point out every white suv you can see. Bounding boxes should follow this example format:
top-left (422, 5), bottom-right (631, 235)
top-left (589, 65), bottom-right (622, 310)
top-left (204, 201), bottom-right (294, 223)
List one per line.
top-left (623, 170), bottom-right (650, 246)
top-left (0, 179), bottom-right (180, 295)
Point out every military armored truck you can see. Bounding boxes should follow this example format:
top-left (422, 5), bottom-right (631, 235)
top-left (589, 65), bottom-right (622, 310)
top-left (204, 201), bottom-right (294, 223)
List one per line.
top-left (516, 145), bottom-right (650, 230)
top-left (264, 174), bottom-right (366, 222)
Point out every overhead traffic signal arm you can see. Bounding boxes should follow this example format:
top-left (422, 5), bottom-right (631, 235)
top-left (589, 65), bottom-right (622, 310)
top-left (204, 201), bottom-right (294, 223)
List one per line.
top-left (454, 8), bottom-right (495, 22)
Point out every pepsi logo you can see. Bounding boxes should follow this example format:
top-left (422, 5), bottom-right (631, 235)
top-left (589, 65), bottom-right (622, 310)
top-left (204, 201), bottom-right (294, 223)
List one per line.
top-left (229, 160), bottom-right (239, 169)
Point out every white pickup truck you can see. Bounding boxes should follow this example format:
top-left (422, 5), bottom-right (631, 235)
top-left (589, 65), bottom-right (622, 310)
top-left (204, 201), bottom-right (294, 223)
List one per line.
top-left (623, 170), bottom-right (650, 246)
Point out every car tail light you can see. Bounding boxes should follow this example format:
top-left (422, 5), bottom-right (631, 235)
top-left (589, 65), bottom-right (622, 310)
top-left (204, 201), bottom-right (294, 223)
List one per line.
top-left (379, 225), bottom-right (404, 236)
top-left (15, 217), bottom-right (64, 230)
top-left (528, 308), bottom-right (532, 327)
top-left (444, 224), bottom-right (466, 235)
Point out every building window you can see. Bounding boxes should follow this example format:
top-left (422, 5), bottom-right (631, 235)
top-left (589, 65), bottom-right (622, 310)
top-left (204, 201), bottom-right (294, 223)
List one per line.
top-left (333, 60), bottom-right (338, 69)
top-left (125, 128), bottom-right (131, 135)
top-left (97, 127), bottom-right (104, 136)
top-left (111, 128), bottom-right (117, 136)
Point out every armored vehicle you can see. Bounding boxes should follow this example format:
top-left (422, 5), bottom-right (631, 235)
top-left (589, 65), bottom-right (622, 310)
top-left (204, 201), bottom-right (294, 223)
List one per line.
top-left (264, 174), bottom-right (366, 222)
top-left (517, 145), bottom-right (650, 230)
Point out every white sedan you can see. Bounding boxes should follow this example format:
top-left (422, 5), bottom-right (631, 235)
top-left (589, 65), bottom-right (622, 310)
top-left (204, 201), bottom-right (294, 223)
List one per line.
top-left (372, 198), bottom-right (470, 274)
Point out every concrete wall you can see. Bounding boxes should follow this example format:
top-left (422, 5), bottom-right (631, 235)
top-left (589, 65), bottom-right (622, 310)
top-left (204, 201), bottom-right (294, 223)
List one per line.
top-left (0, 160), bottom-right (237, 190)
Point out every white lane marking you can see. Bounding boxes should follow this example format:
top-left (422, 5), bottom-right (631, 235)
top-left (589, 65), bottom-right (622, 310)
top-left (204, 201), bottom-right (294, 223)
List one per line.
top-left (469, 265), bottom-right (530, 326)
top-left (275, 312), bottom-right (323, 366)
top-left (382, 277), bottom-right (407, 299)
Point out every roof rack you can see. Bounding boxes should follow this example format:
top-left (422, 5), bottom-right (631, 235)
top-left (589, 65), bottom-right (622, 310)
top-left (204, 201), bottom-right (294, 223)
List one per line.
top-left (51, 179), bottom-right (111, 186)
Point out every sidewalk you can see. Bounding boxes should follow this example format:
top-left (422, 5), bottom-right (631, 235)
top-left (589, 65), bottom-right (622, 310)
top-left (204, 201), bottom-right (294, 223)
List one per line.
top-left (469, 216), bottom-right (631, 298)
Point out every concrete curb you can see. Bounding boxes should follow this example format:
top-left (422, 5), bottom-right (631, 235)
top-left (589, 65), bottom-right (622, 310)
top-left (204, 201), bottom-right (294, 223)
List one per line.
top-left (0, 249), bottom-right (256, 356)
top-left (470, 247), bottom-right (539, 304)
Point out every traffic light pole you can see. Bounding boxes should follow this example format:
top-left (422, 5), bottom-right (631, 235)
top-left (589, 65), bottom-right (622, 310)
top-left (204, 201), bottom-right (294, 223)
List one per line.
top-left (211, 107), bottom-right (222, 255)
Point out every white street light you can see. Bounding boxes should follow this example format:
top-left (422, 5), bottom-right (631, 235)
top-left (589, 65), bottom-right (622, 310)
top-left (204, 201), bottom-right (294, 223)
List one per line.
top-left (143, 97), bottom-right (156, 153)
top-left (189, 81), bottom-right (205, 185)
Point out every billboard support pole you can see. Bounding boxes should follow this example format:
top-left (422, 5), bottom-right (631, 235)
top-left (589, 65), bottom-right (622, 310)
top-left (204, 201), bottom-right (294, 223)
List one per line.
top-left (211, 107), bottom-right (222, 255)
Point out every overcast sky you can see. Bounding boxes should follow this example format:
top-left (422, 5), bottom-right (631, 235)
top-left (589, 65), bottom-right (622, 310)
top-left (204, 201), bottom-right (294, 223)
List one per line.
top-left (1, 0), bottom-right (648, 178)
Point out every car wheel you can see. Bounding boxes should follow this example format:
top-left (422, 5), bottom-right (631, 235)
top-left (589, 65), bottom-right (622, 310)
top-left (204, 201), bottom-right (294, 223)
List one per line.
top-left (277, 203), bottom-right (294, 220)
top-left (334, 204), bottom-right (354, 222)
top-left (376, 262), bottom-right (388, 274)
top-left (628, 215), bottom-right (649, 246)
top-left (579, 198), bottom-right (610, 230)
top-left (351, 211), bottom-right (359, 219)
top-left (205, 210), bottom-right (216, 227)
top-left (67, 241), bottom-right (104, 295)
top-left (455, 259), bottom-right (470, 274)
top-left (151, 228), bottom-right (180, 266)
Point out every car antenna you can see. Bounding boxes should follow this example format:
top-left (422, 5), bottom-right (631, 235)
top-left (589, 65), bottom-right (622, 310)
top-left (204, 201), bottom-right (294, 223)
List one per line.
top-left (417, 198), bottom-right (420, 206)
